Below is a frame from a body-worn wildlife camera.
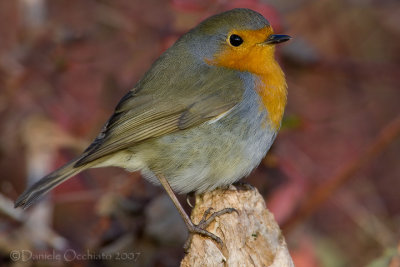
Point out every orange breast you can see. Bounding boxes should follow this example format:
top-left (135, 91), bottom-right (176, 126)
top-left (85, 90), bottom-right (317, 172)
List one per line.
top-left (207, 26), bottom-right (287, 130)
top-left (255, 65), bottom-right (287, 130)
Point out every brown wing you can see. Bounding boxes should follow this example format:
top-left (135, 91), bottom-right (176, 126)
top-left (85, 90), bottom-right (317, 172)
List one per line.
top-left (75, 65), bottom-right (243, 167)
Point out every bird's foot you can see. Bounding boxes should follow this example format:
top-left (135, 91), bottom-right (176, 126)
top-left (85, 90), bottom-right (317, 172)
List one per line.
top-left (232, 181), bottom-right (255, 191)
top-left (184, 207), bottom-right (237, 252)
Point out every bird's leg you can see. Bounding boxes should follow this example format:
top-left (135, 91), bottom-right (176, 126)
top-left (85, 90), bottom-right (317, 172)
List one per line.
top-left (156, 174), bottom-right (236, 252)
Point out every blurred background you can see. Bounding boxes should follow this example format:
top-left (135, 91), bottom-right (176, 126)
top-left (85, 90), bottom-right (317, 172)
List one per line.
top-left (1, 0), bottom-right (399, 266)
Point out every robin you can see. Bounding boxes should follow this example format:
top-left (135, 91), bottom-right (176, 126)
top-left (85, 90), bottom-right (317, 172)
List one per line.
top-left (15, 8), bottom-right (291, 249)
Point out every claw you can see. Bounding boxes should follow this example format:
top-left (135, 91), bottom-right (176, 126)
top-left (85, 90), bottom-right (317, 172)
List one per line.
top-left (233, 181), bottom-right (255, 191)
top-left (184, 207), bottom-right (237, 252)
top-left (186, 192), bottom-right (195, 208)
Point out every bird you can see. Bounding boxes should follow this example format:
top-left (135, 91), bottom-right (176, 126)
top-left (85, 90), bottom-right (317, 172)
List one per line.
top-left (15, 8), bottom-right (291, 249)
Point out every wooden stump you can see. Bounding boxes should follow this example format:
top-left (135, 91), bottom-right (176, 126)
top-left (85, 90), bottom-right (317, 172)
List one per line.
top-left (181, 185), bottom-right (294, 267)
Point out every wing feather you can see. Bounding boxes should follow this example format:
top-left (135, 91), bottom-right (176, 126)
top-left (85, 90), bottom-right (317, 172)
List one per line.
top-left (75, 64), bottom-right (243, 167)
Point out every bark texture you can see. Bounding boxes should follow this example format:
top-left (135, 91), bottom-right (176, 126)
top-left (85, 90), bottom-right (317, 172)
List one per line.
top-left (181, 185), bottom-right (294, 267)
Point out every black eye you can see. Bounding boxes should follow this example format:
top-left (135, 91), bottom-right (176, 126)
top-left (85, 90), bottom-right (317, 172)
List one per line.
top-left (229, 34), bottom-right (243, 47)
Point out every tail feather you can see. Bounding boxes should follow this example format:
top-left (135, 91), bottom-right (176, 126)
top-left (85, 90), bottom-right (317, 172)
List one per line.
top-left (15, 158), bottom-right (89, 209)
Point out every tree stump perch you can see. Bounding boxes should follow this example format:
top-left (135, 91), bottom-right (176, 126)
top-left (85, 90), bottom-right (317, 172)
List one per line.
top-left (181, 185), bottom-right (294, 267)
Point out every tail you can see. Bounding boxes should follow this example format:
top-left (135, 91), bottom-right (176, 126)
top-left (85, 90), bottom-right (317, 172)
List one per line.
top-left (15, 158), bottom-right (90, 209)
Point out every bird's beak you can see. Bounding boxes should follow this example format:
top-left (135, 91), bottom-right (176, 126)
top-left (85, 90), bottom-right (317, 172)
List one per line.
top-left (263, 34), bottom-right (291, 45)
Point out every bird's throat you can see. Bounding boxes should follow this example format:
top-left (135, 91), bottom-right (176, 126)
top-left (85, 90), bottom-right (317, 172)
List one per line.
top-left (207, 27), bottom-right (288, 130)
